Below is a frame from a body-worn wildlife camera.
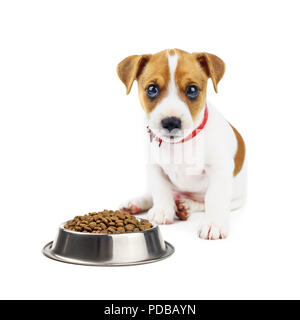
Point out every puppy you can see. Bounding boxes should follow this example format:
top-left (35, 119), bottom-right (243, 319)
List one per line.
top-left (117, 49), bottom-right (246, 239)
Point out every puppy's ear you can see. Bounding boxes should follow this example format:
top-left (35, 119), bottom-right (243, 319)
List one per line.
top-left (117, 55), bottom-right (151, 94)
top-left (193, 53), bottom-right (225, 93)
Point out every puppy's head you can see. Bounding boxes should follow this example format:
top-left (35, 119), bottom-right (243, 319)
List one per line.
top-left (117, 49), bottom-right (225, 141)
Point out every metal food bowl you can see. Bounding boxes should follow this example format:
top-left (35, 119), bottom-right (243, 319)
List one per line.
top-left (43, 220), bottom-right (174, 266)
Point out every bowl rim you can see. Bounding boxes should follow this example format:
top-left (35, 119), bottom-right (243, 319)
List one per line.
top-left (43, 240), bottom-right (174, 267)
top-left (60, 218), bottom-right (157, 237)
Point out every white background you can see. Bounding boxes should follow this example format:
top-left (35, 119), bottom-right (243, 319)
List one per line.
top-left (0, 0), bottom-right (300, 300)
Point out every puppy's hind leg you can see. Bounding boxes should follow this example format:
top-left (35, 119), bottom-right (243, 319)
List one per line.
top-left (175, 198), bottom-right (205, 220)
top-left (120, 194), bottom-right (153, 214)
top-left (230, 195), bottom-right (246, 211)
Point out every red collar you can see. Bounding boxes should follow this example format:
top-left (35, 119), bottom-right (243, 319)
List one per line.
top-left (147, 106), bottom-right (208, 147)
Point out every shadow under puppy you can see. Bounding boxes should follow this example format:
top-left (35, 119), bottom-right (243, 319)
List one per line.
top-left (117, 49), bottom-right (246, 240)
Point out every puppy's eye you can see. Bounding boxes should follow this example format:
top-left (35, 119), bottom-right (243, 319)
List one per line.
top-left (146, 84), bottom-right (160, 99)
top-left (185, 85), bottom-right (199, 100)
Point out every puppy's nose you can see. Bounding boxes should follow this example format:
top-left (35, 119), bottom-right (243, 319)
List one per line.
top-left (161, 117), bottom-right (182, 132)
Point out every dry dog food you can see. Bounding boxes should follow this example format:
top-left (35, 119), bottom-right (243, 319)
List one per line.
top-left (64, 210), bottom-right (153, 234)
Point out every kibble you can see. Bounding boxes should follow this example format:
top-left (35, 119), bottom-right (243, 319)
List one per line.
top-left (64, 210), bottom-right (153, 234)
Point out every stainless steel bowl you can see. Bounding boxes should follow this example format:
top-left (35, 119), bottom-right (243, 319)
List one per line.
top-left (43, 221), bottom-right (174, 266)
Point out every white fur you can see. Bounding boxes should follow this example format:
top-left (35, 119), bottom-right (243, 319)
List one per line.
top-left (121, 52), bottom-right (247, 239)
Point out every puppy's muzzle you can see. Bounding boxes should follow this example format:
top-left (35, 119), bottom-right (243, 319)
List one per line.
top-left (161, 117), bottom-right (182, 132)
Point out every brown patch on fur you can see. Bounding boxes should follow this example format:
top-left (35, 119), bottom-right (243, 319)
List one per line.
top-left (175, 49), bottom-right (208, 121)
top-left (117, 54), bottom-right (151, 94)
top-left (193, 52), bottom-right (225, 93)
top-left (168, 49), bottom-right (175, 56)
top-left (137, 50), bottom-right (170, 114)
top-left (117, 50), bottom-right (171, 115)
top-left (230, 124), bottom-right (245, 176)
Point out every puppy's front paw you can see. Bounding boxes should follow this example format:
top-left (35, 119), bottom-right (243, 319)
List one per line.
top-left (147, 205), bottom-right (176, 225)
top-left (198, 217), bottom-right (228, 240)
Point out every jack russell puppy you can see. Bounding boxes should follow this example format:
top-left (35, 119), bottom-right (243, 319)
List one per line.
top-left (117, 49), bottom-right (246, 240)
